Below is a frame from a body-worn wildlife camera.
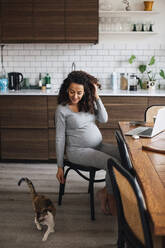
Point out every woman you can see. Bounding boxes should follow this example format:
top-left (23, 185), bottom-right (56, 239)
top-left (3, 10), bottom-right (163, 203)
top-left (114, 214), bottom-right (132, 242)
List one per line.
top-left (55, 71), bottom-right (120, 215)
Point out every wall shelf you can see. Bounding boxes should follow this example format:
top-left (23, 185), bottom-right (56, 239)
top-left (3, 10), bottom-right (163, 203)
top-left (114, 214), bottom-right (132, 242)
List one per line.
top-left (99, 10), bottom-right (159, 15)
top-left (99, 10), bottom-right (159, 35)
top-left (99, 31), bottom-right (158, 35)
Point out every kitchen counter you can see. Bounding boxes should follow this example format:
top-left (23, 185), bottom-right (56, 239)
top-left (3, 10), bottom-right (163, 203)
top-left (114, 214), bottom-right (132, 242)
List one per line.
top-left (1, 91), bottom-right (165, 161)
top-left (1, 88), bottom-right (165, 96)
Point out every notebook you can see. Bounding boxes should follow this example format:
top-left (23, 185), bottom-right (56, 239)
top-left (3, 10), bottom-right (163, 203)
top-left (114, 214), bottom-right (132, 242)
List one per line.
top-left (125, 107), bottom-right (165, 138)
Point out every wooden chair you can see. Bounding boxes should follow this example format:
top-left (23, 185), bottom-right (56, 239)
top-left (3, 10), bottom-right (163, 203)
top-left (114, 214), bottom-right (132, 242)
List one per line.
top-left (108, 158), bottom-right (153, 248)
top-left (144, 105), bottom-right (165, 123)
top-left (58, 159), bottom-right (105, 220)
top-left (115, 130), bottom-right (136, 176)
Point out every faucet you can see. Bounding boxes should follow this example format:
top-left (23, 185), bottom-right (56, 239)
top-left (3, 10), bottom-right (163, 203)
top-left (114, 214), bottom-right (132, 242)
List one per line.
top-left (71, 62), bottom-right (76, 71)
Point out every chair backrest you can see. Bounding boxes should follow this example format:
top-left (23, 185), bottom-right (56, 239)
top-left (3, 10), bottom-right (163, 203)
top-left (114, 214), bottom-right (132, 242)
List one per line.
top-left (108, 158), bottom-right (153, 248)
top-left (115, 130), bottom-right (135, 175)
top-left (144, 105), bottom-right (165, 123)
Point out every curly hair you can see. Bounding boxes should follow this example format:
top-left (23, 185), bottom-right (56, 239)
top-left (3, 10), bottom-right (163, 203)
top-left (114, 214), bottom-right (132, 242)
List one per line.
top-left (57, 71), bottom-right (100, 114)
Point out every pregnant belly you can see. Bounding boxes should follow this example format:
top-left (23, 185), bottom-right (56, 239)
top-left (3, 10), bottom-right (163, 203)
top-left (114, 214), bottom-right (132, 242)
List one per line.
top-left (67, 124), bottom-right (102, 149)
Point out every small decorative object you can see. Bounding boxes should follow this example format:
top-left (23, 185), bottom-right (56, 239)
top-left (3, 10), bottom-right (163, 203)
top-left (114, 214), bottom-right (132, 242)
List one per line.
top-left (144, 1), bottom-right (154, 11)
top-left (122, 0), bottom-right (131, 11)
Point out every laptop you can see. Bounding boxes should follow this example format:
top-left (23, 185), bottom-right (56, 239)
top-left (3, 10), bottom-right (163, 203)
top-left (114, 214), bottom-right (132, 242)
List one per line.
top-left (126, 107), bottom-right (165, 138)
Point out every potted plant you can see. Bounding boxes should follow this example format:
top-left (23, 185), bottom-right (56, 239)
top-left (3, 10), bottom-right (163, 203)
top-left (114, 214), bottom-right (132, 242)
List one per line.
top-left (128, 55), bottom-right (165, 90)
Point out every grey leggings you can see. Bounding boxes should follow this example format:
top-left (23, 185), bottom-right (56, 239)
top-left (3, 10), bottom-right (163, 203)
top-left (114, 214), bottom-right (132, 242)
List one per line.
top-left (66, 143), bottom-right (121, 194)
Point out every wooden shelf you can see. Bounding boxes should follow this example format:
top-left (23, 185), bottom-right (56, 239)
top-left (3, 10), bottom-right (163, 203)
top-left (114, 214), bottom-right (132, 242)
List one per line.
top-left (99, 10), bottom-right (159, 15)
top-left (100, 31), bottom-right (158, 34)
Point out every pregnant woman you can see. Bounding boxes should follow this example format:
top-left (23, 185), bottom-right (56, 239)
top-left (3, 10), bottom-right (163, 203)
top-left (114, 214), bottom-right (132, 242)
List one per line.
top-left (55, 71), bottom-right (120, 215)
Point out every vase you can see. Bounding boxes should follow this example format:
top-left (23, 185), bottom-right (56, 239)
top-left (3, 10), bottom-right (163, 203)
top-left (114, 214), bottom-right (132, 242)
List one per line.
top-left (144, 1), bottom-right (154, 11)
top-left (148, 80), bottom-right (156, 90)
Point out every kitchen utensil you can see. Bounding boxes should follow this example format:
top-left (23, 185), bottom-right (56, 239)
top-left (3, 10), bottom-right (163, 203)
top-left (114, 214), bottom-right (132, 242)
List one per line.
top-left (8, 72), bottom-right (24, 90)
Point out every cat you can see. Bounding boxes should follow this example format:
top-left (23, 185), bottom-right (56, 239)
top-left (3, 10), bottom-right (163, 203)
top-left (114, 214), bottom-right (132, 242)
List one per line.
top-left (18, 177), bottom-right (56, 241)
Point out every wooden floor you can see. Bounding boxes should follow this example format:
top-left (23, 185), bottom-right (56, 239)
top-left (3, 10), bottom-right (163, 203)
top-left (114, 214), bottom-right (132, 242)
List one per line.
top-left (0, 162), bottom-right (117, 248)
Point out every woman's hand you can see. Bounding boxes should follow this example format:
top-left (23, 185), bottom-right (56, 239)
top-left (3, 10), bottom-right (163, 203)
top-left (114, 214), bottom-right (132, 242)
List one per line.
top-left (93, 83), bottom-right (100, 100)
top-left (56, 167), bottom-right (65, 184)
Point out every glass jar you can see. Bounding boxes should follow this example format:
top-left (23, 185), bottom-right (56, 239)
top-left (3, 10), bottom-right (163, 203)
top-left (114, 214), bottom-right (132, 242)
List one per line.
top-left (120, 73), bottom-right (128, 90)
top-left (129, 74), bottom-right (137, 91)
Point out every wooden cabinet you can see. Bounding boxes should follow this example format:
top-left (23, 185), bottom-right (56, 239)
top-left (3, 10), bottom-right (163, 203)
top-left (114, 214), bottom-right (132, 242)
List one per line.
top-left (148, 97), bottom-right (165, 106)
top-left (0, 0), bottom-right (98, 43)
top-left (1, 0), bottom-right (33, 43)
top-left (0, 96), bottom-right (48, 160)
top-left (65, 0), bottom-right (98, 43)
top-left (47, 96), bottom-right (57, 159)
top-left (0, 95), bottom-right (164, 161)
top-left (33, 0), bottom-right (65, 43)
top-left (0, 96), bottom-right (47, 128)
top-left (99, 96), bottom-right (148, 143)
top-left (0, 0), bottom-right (2, 43)
top-left (1, 129), bottom-right (48, 160)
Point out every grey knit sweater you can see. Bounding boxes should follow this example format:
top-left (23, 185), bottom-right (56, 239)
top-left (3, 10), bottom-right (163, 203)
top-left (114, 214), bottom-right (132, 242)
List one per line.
top-left (55, 98), bottom-right (108, 167)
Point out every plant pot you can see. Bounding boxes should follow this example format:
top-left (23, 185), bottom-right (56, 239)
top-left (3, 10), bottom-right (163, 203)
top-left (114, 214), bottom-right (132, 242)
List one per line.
top-left (141, 81), bottom-right (148, 89)
top-left (144, 1), bottom-right (154, 11)
top-left (147, 80), bottom-right (156, 90)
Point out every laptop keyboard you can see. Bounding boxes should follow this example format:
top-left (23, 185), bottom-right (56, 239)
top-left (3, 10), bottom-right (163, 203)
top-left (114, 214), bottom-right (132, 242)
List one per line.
top-left (139, 127), bottom-right (153, 136)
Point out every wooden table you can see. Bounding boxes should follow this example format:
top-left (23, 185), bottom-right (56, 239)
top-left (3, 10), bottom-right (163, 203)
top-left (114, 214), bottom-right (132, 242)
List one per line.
top-left (119, 122), bottom-right (165, 248)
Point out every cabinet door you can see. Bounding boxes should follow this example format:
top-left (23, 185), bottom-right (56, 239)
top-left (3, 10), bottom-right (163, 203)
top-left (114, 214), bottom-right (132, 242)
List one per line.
top-left (48, 96), bottom-right (58, 128)
top-left (1, 129), bottom-right (48, 160)
top-left (1, 0), bottom-right (33, 42)
top-left (0, 0), bottom-right (2, 43)
top-left (98, 96), bottom-right (148, 144)
top-left (148, 97), bottom-right (165, 106)
top-left (48, 96), bottom-right (58, 159)
top-left (65, 0), bottom-right (98, 43)
top-left (99, 96), bottom-right (148, 129)
top-left (0, 96), bottom-right (48, 128)
top-left (33, 0), bottom-right (65, 42)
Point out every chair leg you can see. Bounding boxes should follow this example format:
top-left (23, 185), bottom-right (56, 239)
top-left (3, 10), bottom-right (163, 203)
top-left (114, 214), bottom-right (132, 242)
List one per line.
top-left (88, 169), bottom-right (96, 193)
top-left (58, 167), bottom-right (71, 205)
top-left (89, 169), bottom-right (96, 220)
top-left (58, 183), bottom-right (65, 205)
top-left (117, 219), bottom-right (125, 248)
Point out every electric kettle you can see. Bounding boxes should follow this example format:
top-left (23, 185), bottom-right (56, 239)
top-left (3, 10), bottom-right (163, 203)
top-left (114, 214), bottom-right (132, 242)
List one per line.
top-left (8, 72), bottom-right (24, 90)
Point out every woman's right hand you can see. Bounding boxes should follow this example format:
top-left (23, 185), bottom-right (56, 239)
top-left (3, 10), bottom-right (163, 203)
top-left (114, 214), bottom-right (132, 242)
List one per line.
top-left (56, 167), bottom-right (65, 184)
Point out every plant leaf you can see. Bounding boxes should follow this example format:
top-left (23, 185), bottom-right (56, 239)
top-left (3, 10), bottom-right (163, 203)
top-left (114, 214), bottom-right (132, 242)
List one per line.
top-left (160, 69), bottom-right (165, 79)
top-left (148, 56), bottom-right (155, 66)
top-left (128, 55), bottom-right (136, 64)
top-left (139, 65), bottom-right (146, 74)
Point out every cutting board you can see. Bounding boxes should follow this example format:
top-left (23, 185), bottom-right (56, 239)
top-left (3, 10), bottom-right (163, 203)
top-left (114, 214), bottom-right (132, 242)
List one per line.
top-left (142, 138), bottom-right (165, 154)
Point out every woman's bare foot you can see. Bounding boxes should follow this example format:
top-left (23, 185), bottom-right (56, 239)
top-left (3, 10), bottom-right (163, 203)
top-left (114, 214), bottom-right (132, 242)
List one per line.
top-left (96, 187), bottom-right (111, 215)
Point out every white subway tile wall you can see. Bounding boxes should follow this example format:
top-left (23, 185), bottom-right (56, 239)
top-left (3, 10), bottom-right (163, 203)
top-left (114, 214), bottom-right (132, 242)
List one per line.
top-left (2, 43), bottom-right (165, 90)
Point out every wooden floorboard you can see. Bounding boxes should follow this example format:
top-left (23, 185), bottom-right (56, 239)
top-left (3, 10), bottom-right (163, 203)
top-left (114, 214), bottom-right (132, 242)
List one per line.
top-left (0, 162), bottom-right (117, 248)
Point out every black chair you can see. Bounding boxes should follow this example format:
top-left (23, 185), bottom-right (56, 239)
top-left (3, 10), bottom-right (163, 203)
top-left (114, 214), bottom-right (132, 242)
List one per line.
top-left (58, 159), bottom-right (105, 220)
top-left (108, 158), bottom-right (153, 248)
top-left (115, 130), bottom-right (135, 176)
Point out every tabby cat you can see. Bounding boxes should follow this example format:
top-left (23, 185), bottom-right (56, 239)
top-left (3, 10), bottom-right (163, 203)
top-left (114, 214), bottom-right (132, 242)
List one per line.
top-left (18, 177), bottom-right (56, 241)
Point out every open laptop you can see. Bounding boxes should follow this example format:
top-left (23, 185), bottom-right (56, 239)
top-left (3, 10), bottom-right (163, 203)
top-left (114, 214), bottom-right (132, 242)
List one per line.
top-left (126, 107), bottom-right (165, 138)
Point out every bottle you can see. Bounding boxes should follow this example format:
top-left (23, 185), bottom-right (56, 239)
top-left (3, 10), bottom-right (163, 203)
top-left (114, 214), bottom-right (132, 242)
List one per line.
top-left (111, 72), bottom-right (118, 90)
top-left (0, 67), bottom-right (8, 92)
top-left (38, 73), bottom-right (42, 88)
top-left (45, 73), bottom-right (51, 89)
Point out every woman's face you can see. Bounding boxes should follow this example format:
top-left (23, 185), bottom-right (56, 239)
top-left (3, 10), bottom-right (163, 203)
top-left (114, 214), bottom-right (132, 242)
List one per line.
top-left (68, 82), bottom-right (84, 105)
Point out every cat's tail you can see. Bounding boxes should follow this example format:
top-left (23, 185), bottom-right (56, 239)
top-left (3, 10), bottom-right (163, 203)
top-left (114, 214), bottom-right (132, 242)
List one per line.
top-left (18, 177), bottom-right (37, 197)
